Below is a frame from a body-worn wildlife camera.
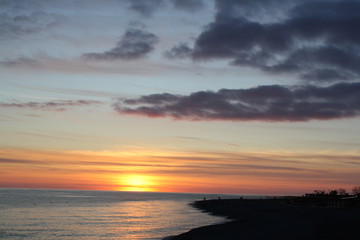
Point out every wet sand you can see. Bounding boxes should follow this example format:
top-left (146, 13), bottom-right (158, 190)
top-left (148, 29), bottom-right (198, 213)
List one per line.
top-left (165, 198), bottom-right (360, 240)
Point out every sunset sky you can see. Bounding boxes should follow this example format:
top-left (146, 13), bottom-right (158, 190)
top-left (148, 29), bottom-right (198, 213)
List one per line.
top-left (1, 0), bottom-right (360, 195)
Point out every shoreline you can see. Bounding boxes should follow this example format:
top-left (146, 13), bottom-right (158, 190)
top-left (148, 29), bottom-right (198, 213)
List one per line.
top-left (165, 198), bottom-right (360, 240)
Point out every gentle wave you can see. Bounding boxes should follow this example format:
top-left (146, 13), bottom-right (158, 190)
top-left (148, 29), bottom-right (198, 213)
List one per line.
top-left (0, 189), bottom-right (245, 239)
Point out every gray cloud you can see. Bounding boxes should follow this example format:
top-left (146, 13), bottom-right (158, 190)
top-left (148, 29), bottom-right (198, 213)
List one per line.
top-left (0, 57), bottom-right (42, 68)
top-left (127, 0), bottom-right (204, 16)
top-left (113, 82), bottom-right (360, 122)
top-left (0, 100), bottom-right (102, 112)
top-left (82, 28), bottom-right (159, 61)
top-left (170, 0), bottom-right (204, 12)
top-left (164, 42), bottom-right (193, 59)
top-left (128, 0), bottom-right (165, 17)
top-left (0, 10), bottom-right (63, 41)
top-left (169, 0), bottom-right (360, 83)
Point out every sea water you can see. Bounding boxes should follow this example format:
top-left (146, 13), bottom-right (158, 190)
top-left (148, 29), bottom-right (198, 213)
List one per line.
top-left (0, 189), bottom-right (238, 240)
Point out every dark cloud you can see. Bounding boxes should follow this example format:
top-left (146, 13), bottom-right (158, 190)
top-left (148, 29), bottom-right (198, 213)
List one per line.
top-left (291, 0), bottom-right (360, 20)
top-left (82, 28), bottom-right (159, 61)
top-left (173, 0), bottom-right (360, 83)
top-left (170, 0), bottom-right (204, 12)
top-left (128, 0), bottom-right (165, 17)
top-left (113, 82), bottom-right (360, 122)
top-left (300, 69), bottom-right (354, 82)
top-left (259, 46), bottom-right (360, 81)
top-left (0, 100), bottom-right (102, 112)
top-left (164, 42), bottom-right (193, 59)
top-left (214, 0), bottom-right (298, 19)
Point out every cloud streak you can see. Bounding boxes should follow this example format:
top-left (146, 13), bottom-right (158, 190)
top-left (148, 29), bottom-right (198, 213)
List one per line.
top-left (1, 148), bottom-right (351, 177)
top-left (0, 100), bottom-right (102, 112)
top-left (1, 147), bottom-right (359, 193)
top-left (82, 28), bottom-right (159, 61)
top-left (0, 57), bottom-right (42, 68)
top-left (114, 82), bottom-right (360, 122)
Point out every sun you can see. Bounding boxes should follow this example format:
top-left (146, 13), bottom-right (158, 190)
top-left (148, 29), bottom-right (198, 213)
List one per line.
top-left (118, 175), bottom-right (156, 192)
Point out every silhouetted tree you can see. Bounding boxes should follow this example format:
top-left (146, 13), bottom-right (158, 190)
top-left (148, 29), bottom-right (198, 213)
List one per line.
top-left (328, 190), bottom-right (338, 196)
top-left (314, 190), bottom-right (325, 195)
top-left (352, 186), bottom-right (360, 195)
top-left (337, 188), bottom-right (348, 196)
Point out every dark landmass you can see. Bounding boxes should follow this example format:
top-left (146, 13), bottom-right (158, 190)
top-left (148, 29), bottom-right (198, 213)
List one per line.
top-left (166, 196), bottom-right (360, 240)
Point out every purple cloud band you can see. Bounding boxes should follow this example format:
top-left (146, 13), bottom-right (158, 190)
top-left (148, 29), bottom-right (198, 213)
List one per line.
top-left (113, 82), bottom-right (360, 122)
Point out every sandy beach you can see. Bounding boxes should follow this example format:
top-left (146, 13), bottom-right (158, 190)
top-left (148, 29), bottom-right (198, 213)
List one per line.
top-left (166, 198), bottom-right (360, 240)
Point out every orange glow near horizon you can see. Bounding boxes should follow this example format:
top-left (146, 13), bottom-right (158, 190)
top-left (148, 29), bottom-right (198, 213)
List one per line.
top-left (1, 147), bottom-right (360, 195)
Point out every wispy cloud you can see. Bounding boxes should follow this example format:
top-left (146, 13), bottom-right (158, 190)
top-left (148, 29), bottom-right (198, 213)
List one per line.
top-left (170, 0), bottom-right (204, 12)
top-left (164, 42), bottom-right (193, 59)
top-left (128, 0), bottom-right (165, 17)
top-left (0, 55), bottom-right (179, 77)
top-left (0, 10), bottom-right (64, 41)
top-left (1, 148), bottom-right (355, 176)
top-left (0, 100), bottom-right (102, 112)
top-left (127, 0), bottom-right (205, 16)
top-left (0, 57), bottom-right (42, 68)
top-left (82, 28), bottom-right (159, 61)
top-left (0, 129), bottom-right (101, 143)
top-left (113, 82), bottom-right (360, 121)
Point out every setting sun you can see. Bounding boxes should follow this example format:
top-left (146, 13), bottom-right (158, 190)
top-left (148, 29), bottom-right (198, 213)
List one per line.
top-left (118, 175), bottom-right (156, 192)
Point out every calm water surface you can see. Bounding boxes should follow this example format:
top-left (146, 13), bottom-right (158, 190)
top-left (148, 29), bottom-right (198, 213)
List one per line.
top-left (0, 189), bottom-right (239, 239)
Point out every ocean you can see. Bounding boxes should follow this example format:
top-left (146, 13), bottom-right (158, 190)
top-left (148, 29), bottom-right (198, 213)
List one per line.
top-left (0, 188), bottom-right (240, 240)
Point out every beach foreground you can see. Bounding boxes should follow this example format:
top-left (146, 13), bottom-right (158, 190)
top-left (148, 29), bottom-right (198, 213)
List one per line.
top-left (166, 198), bottom-right (360, 240)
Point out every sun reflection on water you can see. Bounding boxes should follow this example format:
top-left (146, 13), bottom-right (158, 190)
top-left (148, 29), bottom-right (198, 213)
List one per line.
top-left (0, 189), bottom-right (228, 240)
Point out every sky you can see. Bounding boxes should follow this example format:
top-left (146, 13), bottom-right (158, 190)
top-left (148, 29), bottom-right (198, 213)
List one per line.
top-left (1, 0), bottom-right (360, 195)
